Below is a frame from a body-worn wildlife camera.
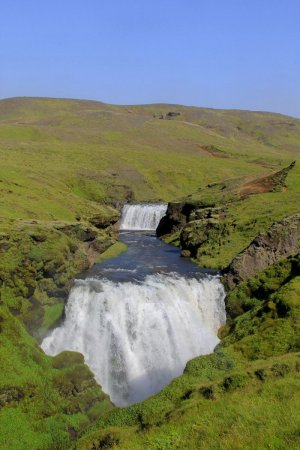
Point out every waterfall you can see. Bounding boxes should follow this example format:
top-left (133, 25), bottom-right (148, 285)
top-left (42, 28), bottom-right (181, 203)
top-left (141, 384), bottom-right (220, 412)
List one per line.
top-left (42, 274), bottom-right (226, 406)
top-left (120, 203), bottom-right (167, 230)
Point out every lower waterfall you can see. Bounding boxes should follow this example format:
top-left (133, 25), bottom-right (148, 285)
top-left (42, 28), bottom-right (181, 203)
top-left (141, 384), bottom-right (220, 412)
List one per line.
top-left (42, 272), bottom-right (225, 406)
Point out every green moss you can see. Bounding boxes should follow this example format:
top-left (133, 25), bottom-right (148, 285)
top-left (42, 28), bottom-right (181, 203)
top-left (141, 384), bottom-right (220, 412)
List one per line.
top-left (222, 257), bottom-right (300, 360)
top-left (1, 97), bottom-right (299, 224)
top-left (0, 306), bottom-right (113, 450)
top-left (96, 241), bottom-right (127, 263)
top-left (0, 98), bottom-right (300, 448)
top-left (78, 354), bottom-right (300, 450)
top-left (77, 253), bottom-right (300, 449)
top-left (40, 302), bottom-right (64, 334)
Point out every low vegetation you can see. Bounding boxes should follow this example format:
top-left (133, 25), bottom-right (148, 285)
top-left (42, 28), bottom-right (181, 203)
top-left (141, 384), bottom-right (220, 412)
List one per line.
top-left (0, 97), bottom-right (299, 449)
top-left (77, 254), bottom-right (300, 449)
top-left (0, 306), bottom-right (113, 450)
top-left (76, 263), bottom-right (300, 449)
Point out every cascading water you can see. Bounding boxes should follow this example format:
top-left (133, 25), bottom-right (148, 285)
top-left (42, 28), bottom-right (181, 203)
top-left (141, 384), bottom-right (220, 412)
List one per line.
top-left (120, 203), bottom-right (167, 230)
top-left (42, 204), bottom-right (226, 407)
top-left (42, 274), bottom-right (225, 406)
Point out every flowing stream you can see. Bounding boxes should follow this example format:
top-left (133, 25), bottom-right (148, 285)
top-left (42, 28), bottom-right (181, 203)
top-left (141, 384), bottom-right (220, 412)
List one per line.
top-left (42, 204), bottom-right (226, 407)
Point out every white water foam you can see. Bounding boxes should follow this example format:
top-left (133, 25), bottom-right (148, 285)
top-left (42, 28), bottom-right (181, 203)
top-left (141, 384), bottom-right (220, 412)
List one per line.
top-left (42, 273), bottom-right (225, 406)
top-left (120, 203), bottom-right (167, 230)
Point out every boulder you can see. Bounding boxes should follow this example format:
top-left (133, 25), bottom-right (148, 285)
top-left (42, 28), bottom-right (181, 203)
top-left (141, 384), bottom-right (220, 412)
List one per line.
top-left (88, 211), bottom-right (120, 229)
top-left (166, 111), bottom-right (181, 118)
top-left (223, 214), bottom-right (300, 290)
top-left (156, 202), bottom-right (196, 236)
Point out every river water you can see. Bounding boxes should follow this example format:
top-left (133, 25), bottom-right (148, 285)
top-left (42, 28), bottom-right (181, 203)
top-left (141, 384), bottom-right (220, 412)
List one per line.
top-left (42, 205), bottom-right (226, 406)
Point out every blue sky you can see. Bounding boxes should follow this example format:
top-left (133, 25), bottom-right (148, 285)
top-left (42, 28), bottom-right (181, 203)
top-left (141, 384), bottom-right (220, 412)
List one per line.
top-left (1, 0), bottom-right (300, 117)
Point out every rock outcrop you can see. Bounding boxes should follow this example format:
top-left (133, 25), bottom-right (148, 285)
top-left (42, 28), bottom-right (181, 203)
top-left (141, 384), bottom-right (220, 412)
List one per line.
top-left (156, 201), bottom-right (216, 237)
top-left (166, 111), bottom-right (181, 118)
top-left (157, 202), bottom-right (228, 260)
top-left (180, 207), bottom-right (227, 258)
top-left (156, 202), bottom-right (191, 236)
top-left (88, 210), bottom-right (120, 229)
top-left (223, 214), bottom-right (300, 290)
top-left (0, 218), bottom-right (118, 339)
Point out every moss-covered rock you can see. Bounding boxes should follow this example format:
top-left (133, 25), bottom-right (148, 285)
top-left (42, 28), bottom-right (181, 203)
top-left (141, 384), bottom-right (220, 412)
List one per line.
top-left (0, 219), bottom-right (118, 339)
top-left (223, 214), bottom-right (300, 289)
top-left (0, 305), bottom-right (114, 450)
top-left (77, 251), bottom-right (300, 450)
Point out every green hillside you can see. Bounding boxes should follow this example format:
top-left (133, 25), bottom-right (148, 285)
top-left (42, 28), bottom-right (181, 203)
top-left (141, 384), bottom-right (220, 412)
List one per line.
top-left (0, 97), bottom-right (299, 449)
top-left (1, 97), bottom-right (299, 223)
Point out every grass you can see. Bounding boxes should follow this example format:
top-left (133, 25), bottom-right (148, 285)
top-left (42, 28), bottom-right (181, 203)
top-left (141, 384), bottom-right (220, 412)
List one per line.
top-left (0, 305), bottom-right (113, 450)
top-left (1, 97), bottom-right (299, 225)
top-left (77, 354), bottom-right (300, 450)
top-left (0, 97), bottom-right (299, 449)
top-left (166, 161), bottom-right (300, 270)
top-left (78, 255), bottom-right (300, 449)
top-left (96, 241), bottom-right (127, 263)
top-left (40, 302), bottom-right (65, 334)
top-left (0, 218), bottom-right (119, 341)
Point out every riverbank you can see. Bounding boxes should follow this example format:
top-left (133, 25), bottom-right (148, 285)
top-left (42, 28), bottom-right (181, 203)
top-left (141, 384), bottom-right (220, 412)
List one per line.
top-left (0, 98), bottom-right (299, 449)
top-left (0, 217), bottom-right (121, 340)
top-left (77, 223), bottom-right (300, 450)
top-left (77, 181), bottom-right (300, 447)
top-left (42, 231), bottom-right (226, 407)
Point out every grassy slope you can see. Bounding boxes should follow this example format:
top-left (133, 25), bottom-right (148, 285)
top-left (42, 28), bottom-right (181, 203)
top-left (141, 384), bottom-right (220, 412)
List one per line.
top-left (0, 97), bottom-right (300, 449)
top-left (1, 97), bottom-right (300, 225)
top-left (182, 162), bottom-right (300, 269)
top-left (96, 241), bottom-right (127, 263)
top-left (78, 257), bottom-right (300, 450)
top-left (1, 97), bottom-right (299, 272)
top-left (0, 306), bottom-right (113, 450)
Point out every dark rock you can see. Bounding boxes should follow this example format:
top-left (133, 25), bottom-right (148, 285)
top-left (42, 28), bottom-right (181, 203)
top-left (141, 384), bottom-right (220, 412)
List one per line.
top-left (199, 386), bottom-right (215, 400)
top-left (0, 242), bottom-right (11, 251)
top-left (157, 202), bottom-right (228, 262)
top-left (156, 202), bottom-right (195, 236)
top-left (189, 206), bottom-right (226, 222)
top-left (271, 160), bottom-right (295, 191)
top-left (0, 387), bottom-right (25, 406)
top-left (166, 111), bottom-right (181, 118)
top-left (223, 214), bottom-right (300, 290)
top-left (60, 224), bottom-right (98, 242)
top-left (180, 218), bottom-right (226, 258)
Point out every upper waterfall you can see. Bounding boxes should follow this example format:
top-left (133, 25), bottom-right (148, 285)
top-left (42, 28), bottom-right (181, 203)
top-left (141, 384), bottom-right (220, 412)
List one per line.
top-left (120, 203), bottom-right (167, 231)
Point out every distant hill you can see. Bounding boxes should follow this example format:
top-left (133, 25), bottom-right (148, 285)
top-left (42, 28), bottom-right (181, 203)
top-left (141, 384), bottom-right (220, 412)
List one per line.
top-left (0, 97), bottom-right (299, 225)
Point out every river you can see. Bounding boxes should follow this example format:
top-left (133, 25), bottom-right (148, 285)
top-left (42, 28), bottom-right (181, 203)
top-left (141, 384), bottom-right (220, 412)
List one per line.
top-left (42, 204), bottom-right (226, 406)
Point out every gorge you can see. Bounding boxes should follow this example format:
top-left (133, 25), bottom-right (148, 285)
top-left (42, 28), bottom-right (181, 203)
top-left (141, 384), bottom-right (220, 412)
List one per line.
top-left (42, 204), bottom-right (226, 406)
top-left (1, 97), bottom-right (299, 450)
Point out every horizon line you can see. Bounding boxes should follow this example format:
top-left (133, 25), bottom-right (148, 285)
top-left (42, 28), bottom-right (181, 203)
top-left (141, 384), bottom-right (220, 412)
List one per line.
top-left (1, 95), bottom-right (300, 120)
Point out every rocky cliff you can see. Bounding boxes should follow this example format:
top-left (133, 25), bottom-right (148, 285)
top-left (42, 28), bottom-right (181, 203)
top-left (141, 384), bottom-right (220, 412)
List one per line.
top-left (157, 206), bottom-right (300, 292)
top-left (223, 214), bottom-right (300, 290)
top-left (157, 201), bottom-right (228, 259)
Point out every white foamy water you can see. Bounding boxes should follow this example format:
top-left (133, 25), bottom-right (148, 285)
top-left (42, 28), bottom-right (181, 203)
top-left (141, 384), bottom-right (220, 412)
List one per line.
top-left (120, 203), bottom-right (167, 230)
top-left (42, 273), bottom-right (225, 406)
